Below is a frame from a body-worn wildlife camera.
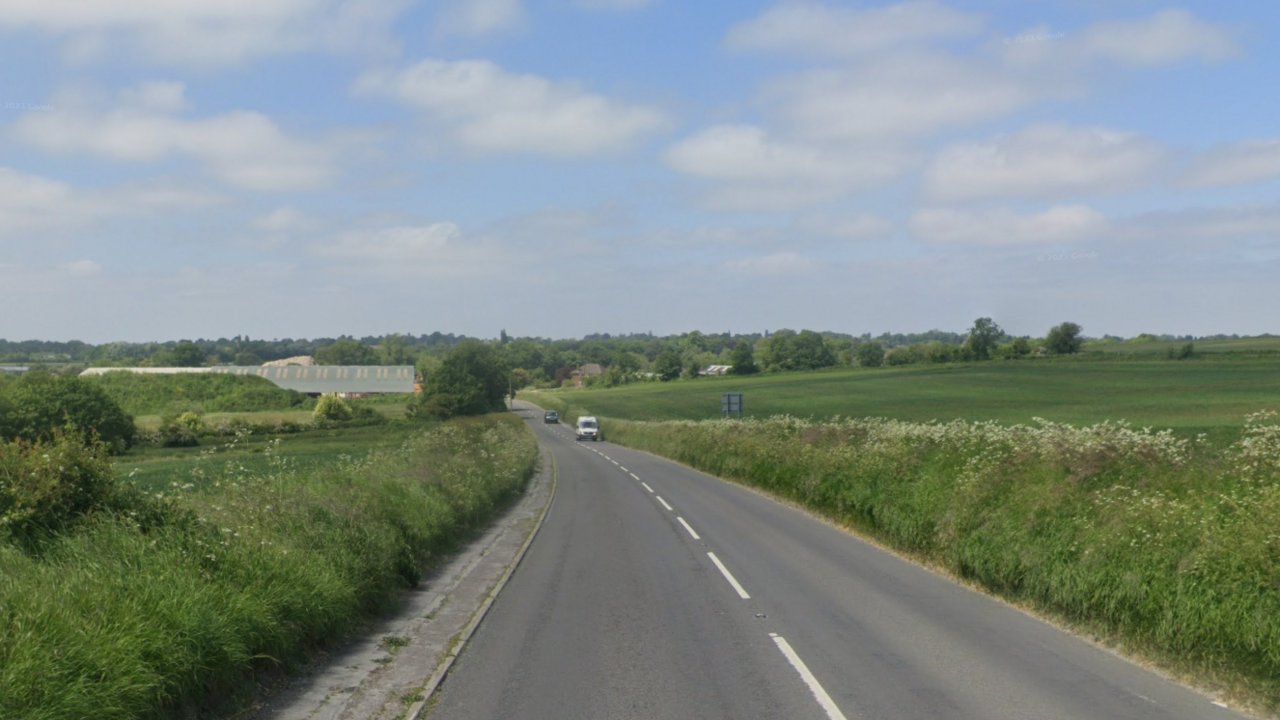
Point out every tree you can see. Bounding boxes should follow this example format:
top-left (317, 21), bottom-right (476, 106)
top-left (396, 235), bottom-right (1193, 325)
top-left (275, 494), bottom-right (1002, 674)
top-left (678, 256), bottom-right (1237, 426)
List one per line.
top-left (1044, 322), bottom-right (1084, 354)
top-left (171, 341), bottom-right (206, 367)
top-left (653, 351), bottom-right (682, 382)
top-left (0, 371), bottom-right (136, 452)
top-left (790, 330), bottom-right (837, 370)
top-left (965, 318), bottom-right (1003, 360)
top-left (234, 350), bottom-right (263, 366)
top-left (728, 341), bottom-right (758, 375)
top-left (380, 333), bottom-right (417, 365)
top-left (856, 342), bottom-right (885, 368)
top-left (408, 340), bottom-right (510, 419)
top-left (316, 339), bottom-right (378, 365)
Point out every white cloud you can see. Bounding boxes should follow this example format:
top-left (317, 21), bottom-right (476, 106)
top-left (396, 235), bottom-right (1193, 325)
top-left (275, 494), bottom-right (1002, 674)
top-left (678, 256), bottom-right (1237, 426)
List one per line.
top-left (923, 123), bottom-right (1164, 201)
top-left (0, 167), bottom-right (222, 237)
top-left (436, 0), bottom-right (524, 37)
top-left (311, 223), bottom-right (506, 276)
top-left (354, 59), bottom-right (668, 157)
top-left (663, 124), bottom-right (915, 210)
top-left (767, 51), bottom-right (1037, 141)
top-left (1075, 9), bottom-right (1236, 66)
top-left (1119, 203), bottom-right (1280, 241)
top-left (1183, 139), bottom-right (1280, 188)
top-left (722, 252), bottom-right (814, 275)
top-left (725, 1), bottom-right (983, 57)
top-left (0, 0), bottom-right (407, 66)
top-left (11, 82), bottom-right (335, 191)
top-left (910, 205), bottom-right (1107, 245)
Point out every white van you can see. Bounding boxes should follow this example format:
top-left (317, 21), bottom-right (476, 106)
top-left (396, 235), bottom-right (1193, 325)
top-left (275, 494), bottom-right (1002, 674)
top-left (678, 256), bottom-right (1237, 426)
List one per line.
top-left (576, 416), bottom-right (600, 441)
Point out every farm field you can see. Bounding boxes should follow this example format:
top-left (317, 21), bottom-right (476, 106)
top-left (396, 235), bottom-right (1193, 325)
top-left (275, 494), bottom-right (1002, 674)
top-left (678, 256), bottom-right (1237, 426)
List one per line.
top-left (529, 356), bottom-right (1280, 437)
top-left (1087, 335), bottom-right (1280, 355)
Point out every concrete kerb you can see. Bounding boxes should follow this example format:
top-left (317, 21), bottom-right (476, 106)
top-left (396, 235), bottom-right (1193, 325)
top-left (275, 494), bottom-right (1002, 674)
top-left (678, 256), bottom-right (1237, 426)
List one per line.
top-left (403, 449), bottom-right (558, 720)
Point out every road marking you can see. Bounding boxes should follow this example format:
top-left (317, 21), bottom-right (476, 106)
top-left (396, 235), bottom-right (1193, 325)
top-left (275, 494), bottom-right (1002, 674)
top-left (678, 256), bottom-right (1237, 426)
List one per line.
top-left (611, 460), bottom-right (619, 466)
top-left (677, 517), bottom-right (701, 540)
top-left (770, 634), bottom-right (849, 720)
top-left (629, 472), bottom-right (640, 480)
top-left (641, 482), bottom-right (654, 493)
top-left (620, 466), bottom-right (628, 472)
top-left (707, 552), bottom-right (750, 599)
top-left (656, 496), bottom-right (673, 511)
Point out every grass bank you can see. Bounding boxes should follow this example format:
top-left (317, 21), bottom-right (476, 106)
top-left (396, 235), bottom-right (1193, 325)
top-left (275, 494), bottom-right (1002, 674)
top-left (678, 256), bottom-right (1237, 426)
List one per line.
top-left (0, 414), bottom-right (538, 720)
top-left (533, 388), bottom-right (1280, 711)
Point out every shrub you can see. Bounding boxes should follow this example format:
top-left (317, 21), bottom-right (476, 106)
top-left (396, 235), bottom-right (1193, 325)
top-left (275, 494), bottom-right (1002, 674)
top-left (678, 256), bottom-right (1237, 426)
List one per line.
top-left (0, 371), bottom-right (135, 453)
top-left (0, 433), bottom-right (116, 542)
top-left (1168, 342), bottom-right (1194, 360)
top-left (855, 341), bottom-right (885, 367)
top-left (84, 371), bottom-right (313, 417)
top-left (314, 393), bottom-right (354, 422)
top-left (1045, 322), bottom-right (1084, 354)
top-left (884, 346), bottom-right (920, 366)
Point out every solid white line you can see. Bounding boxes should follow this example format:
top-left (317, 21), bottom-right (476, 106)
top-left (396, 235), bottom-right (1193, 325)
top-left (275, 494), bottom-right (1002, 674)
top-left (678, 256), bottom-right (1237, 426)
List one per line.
top-left (656, 496), bottom-right (674, 511)
top-left (770, 634), bottom-right (848, 720)
top-left (677, 517), bottom-right (701, 540)
top-left (641, 482), bottom-right (654, 493)
top-left (629, 473), bottom-right (640, 480)
top-left (707, 552), bottom-right (750, 599)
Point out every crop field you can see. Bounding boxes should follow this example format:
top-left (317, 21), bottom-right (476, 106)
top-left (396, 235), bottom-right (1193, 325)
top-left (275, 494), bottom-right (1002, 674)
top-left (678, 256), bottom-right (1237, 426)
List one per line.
top-left (1087, 335), bottom-right (1280, 355)
top-left (529, 356), bottom-right (1280, 437)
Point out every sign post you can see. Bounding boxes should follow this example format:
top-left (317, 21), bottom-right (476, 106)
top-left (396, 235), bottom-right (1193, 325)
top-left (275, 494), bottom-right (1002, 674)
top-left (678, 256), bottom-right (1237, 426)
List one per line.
top-left (721, 392), bottom-right (744, 419)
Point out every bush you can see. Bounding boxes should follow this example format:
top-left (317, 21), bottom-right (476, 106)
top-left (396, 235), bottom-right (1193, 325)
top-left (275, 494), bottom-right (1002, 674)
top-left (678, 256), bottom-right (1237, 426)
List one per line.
top-left (0, 371), bottom-right (136, 453)
top-left (410, 340), bottom-right (510, 419)
top-left (884, 346), bottom-right (919, 366)
top-left (1045, 322), bottom-right (1084, 354)
top-left (1168, 342), bottom-right (1194, 360)
top-left (0, 434), bottom-right (116, 542)
top-left (84, 372), bottom-right (313, 417)
top-left (855, 341), bottom-right (885, 367)
top-left (314, 393), bottom-right (353, 422)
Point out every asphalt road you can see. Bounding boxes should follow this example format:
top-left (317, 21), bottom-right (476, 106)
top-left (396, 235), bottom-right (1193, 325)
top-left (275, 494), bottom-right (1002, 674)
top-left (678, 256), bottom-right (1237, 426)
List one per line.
top-left (426, 403), bottom-right (1250, 720)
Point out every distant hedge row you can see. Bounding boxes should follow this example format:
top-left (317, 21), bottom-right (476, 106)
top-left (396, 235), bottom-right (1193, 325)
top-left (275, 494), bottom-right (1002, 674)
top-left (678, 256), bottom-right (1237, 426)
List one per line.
top-left (83, 371), bottom-right (314, 416)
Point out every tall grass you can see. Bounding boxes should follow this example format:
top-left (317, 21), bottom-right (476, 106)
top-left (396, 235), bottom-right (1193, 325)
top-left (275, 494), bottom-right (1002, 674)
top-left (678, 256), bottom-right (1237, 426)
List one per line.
top-left (0, 414), bottom-right (537, 720)
top-left (597, 411), bottom-right (1280, 710)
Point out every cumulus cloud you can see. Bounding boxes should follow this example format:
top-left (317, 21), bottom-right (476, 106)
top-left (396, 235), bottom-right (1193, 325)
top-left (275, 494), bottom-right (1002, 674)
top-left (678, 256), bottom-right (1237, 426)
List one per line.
top-left (354, 59), bottom-right (668, 157)
top-left (1074, 9), bottom-right (1236, 66)
top-left (725, 1), bottom-right (983, 57)
top-left (910, 205), bottom-right (1107, 245)
top-left (1182, 139), bottom-right (1280, 188)
top-left (11, 82), bottom-right (335, 191)
top-left (310, 222), bottom-right (514, 276)
top-left (436, 0), bottom-right (524, 37)
top-left (923, 123), bottom-right (1164, 201)
top-left (0, 0), bottom-right (407, 66)
top-left (663, 124), bottom-right (915, 210)
top-left (765, 51), bottom-right (1037, 142)
top-left (0, 166), bottom-right (222, 238)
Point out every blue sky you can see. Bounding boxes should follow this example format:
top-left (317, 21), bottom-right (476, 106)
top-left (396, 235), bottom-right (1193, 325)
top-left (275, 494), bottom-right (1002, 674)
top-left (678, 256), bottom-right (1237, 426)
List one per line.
top-left (2, 0), bottom-right (1278, 342)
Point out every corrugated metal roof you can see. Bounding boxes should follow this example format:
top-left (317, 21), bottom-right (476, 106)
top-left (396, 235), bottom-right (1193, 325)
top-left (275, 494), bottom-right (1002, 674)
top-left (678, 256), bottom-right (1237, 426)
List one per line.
top-left (210, 366), bottom-right (415, 394)
top-left (80, 366), bottom-right (415, 394)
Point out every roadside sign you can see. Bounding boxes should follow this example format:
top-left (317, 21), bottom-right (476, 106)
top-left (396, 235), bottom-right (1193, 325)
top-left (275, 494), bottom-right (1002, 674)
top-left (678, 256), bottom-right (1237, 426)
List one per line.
top-left (722, 393), bottom-right (744, 419)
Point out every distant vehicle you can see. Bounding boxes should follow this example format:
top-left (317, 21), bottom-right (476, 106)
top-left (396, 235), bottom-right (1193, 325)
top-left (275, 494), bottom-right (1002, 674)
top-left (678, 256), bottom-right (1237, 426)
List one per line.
top-left (544, 411), bottom-right (559, 424)
top-left (576, 416), bottom-right (600, 441)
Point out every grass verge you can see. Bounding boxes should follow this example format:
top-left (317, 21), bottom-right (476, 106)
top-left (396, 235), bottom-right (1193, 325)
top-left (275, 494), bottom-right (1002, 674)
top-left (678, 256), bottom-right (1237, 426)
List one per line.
top-left (0, 414), bottom-right (538, 720)
top-left (532, 391), bottom-right (1280, 713)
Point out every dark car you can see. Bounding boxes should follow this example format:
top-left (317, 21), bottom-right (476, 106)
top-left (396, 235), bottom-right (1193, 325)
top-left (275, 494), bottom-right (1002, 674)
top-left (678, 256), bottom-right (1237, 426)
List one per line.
top-left (544, 411), bottom-right (559, 424)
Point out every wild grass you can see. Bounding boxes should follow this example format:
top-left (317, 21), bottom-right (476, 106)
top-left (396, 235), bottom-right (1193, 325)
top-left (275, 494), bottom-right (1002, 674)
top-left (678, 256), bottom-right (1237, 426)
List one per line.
top-left (0, 414), bottom-right (538, 720)
top-left (590, 412), bottom-right (1280, 711)
top-left (83, 371), bottom-right (314, 417)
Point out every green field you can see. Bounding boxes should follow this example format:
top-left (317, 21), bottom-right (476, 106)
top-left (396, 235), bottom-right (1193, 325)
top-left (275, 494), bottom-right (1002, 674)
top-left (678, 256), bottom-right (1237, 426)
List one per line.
top-left (529, 356), bottom-right (1280, 436)
top-left (1087, 335), bottom-right (1280, 355)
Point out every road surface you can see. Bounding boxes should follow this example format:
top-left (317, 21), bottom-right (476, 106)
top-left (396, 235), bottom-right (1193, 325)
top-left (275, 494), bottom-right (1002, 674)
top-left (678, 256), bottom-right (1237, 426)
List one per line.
top-left (426, 403), bottom-right (1247, 720)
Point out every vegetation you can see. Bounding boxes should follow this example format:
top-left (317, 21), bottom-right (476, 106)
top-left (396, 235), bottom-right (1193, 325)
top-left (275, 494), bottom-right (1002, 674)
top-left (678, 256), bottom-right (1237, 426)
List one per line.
top-left (0, 414), bottom-right (538, 720)
top-left (1046, 322), bottom-right (1085, 355)
top-left (315, 338), bottom-right (379, 366)
top-left (84, 371), bottom-right (313, 417)
top-left (727, 340), bottom-right (758, 375)
top-left (408, 340), bottom-right (510, 419)
top-left (526, 357), bottom-right (1280, 439)
top-left (588, 413), bottom-right (1280, 710)
top-left (0, 371), bottom-right (136, 452)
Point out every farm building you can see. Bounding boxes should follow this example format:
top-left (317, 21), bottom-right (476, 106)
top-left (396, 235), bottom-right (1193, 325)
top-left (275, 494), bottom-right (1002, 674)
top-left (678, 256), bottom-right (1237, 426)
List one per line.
top-left (569, 363), bottom-right (605, 387)
top-left (79, 365), bottom-right (416, 396)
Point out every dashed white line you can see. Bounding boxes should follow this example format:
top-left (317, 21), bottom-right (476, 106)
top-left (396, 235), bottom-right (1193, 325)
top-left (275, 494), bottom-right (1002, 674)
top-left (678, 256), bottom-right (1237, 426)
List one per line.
top-left (656, 496), bottom-right (673, 511)
top-left (770, 634), bottom-right (848, 720)
top-left (611, 460), bottom-right (619, 466)
top-left (620, 466), bottom-right (628, 472)
top-left (641, 482), bottom-right (654, 493)
top-left (707, 552), bottom-right (750, 599)
top-left (677, 517), bottom-right (701, 540)
top-left (629, 472), bottom-right (640, 480)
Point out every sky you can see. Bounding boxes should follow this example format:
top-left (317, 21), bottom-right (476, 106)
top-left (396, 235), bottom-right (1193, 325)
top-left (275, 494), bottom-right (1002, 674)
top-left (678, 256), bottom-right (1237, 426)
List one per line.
top-left (2, 0), bottom-right (1278, 343)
